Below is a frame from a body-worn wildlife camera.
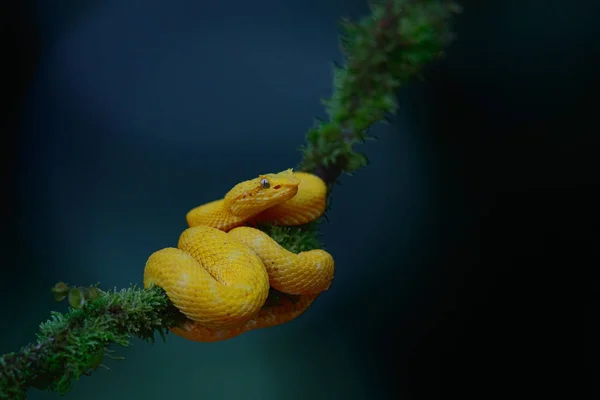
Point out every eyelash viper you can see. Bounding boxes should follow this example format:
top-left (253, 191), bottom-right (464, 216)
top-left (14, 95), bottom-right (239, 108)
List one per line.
top-left (143, 168), bottom-right (335, 342)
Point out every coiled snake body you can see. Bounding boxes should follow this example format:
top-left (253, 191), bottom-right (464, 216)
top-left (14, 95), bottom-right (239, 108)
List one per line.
top-left (143, 169), bottom-right (335, 342)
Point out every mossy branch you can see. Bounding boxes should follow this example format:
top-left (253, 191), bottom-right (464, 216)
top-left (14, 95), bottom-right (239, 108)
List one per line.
top-left (299, 0), bottom-right (459, 185)
top-left (0, 1), bottom-right (459, 398)
top-left (0, 285), bottom-right (186, 398)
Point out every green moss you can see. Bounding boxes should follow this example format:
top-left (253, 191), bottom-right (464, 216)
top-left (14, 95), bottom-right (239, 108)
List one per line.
top-left (256, 221), bottom-right (324, 253)
top-left (0, 285), bottom-right (186, 398)
top-left (299, 0), bottom-right (459, 185)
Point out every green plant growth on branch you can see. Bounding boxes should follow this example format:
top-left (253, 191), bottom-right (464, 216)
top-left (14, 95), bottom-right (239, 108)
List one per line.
top-left (0, 1), bottom-right (460, 398)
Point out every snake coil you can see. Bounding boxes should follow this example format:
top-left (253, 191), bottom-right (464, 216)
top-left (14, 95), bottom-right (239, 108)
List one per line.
top-left (143, 169), bottom-right (334, 342)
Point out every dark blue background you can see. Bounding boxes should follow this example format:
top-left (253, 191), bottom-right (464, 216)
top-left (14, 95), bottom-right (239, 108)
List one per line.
top-left (3, 1), bottom-right (596, 399)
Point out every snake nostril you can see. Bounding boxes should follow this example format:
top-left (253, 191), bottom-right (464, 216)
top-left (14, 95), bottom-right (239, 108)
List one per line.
top-left (273, 185), bottom-right (281, 189)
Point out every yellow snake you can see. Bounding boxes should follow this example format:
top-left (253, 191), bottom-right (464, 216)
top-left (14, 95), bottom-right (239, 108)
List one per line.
top-left (143, 169), bottom-right (335, 342)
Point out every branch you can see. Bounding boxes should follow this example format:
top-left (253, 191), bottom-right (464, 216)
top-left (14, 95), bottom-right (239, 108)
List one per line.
top-left (0, 285), bottom-right (186, 398)
top-left (299, 0), bottom-right (460, 185)
top-left (0, 1), bottom-right (460, 398)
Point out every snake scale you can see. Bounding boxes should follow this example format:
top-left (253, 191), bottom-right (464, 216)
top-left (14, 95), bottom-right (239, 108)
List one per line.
top-left (143, 168), bottom-right (335, 342)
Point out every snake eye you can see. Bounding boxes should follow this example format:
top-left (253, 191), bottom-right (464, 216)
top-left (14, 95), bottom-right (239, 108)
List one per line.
top-left (260, 178), bottom-right (270, 189)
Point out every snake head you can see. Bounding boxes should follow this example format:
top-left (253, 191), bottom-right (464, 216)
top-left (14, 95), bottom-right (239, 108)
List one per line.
top-left (224, 169), bottom-right (300, 218)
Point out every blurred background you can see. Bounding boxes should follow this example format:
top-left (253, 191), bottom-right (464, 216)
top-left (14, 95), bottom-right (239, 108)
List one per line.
top-left (2, 0), bottom-right (596, 399)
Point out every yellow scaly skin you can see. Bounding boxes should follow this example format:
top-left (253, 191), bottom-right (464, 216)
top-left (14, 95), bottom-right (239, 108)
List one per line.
top-left (143, 169), bottom-right (334, 342)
